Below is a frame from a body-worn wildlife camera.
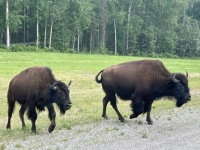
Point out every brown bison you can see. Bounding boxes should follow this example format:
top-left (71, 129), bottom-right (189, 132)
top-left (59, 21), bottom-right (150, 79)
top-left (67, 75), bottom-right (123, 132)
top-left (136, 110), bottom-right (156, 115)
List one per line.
top-left (95, 59), bottom-right (191, 124)
top-left (6, 66), bottom-right (72, 133)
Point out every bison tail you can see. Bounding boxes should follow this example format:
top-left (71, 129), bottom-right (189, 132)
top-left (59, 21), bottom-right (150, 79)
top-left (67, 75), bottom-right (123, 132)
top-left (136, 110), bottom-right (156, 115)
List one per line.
top-left (95, 70), bottom-right (104, 83)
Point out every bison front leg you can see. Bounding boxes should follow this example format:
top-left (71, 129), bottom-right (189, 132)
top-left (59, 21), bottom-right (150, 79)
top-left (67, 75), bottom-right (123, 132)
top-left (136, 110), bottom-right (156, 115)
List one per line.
top-left (144, 99), bottom-right (154, 125)
top-left (129, 96), bottom-right (144, 119)
top-left (47, 104), bottom-right (56, 133)
top-left (27, 106), bottom-right (37, 134)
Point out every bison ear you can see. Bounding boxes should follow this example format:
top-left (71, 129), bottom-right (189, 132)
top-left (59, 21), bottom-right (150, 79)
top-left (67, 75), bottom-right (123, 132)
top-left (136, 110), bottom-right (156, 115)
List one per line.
top-left (68, 80), bottom-right (72, 88)
top-left (166, 80), bottom-right (174, 87)
top-left (47, 83), bottom-right (57, 91)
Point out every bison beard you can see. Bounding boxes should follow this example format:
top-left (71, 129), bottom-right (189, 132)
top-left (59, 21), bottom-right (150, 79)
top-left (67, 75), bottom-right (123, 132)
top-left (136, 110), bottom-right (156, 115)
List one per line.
top-left (95, 59), bottom-right (191, 124)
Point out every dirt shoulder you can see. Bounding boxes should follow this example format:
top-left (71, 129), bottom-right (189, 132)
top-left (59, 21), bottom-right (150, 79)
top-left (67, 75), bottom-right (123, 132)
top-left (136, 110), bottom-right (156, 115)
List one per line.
top-left (1, 105), bottom-right (200, 150)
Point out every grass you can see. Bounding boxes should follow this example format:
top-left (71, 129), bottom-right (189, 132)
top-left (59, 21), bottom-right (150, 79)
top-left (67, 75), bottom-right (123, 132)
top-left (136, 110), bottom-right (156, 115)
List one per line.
top-left (0, 52), bottom-right (200, 141)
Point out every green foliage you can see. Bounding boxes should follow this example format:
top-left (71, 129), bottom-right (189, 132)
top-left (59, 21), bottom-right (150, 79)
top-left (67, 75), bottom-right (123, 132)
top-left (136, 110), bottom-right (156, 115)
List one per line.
top-left (1, 0), bottom-right (200, 58)
top-left (9, 44), bottom-right (27, 52)
top-left (7, 44), bottom-right (43, 52)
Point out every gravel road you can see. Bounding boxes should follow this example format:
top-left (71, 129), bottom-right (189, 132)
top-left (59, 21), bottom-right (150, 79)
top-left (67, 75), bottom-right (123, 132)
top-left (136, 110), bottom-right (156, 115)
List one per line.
top-left (1, 105), bottom-right (200, 150)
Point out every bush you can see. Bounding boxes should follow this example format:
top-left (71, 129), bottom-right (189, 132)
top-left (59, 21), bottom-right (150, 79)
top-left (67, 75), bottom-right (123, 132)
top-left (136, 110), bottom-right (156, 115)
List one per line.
top-left (158, 53), bottom-right (179, 58)
top-left (9, 44), bottom-right (27, 52)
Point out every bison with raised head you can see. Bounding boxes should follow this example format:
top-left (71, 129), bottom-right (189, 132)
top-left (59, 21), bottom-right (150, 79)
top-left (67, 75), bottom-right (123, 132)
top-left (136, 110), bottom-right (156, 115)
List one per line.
top-left (95, 59), bottom-right (191, 124)
top-left (6, 66), bottom-right (72, 133)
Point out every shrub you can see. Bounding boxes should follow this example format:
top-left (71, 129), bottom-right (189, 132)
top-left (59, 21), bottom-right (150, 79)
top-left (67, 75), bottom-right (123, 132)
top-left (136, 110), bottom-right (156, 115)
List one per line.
top-left (9, 44), bottom-right (27, 52)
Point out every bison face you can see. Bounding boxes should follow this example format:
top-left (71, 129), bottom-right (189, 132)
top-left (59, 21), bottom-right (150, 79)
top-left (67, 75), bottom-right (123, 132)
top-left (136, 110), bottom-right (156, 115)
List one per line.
top-left (48, 81), bottom-right (72, 114)
top-left (170, 74), bottom-right (191, 107)
top-left (173, 83), bottom-right (191, 107)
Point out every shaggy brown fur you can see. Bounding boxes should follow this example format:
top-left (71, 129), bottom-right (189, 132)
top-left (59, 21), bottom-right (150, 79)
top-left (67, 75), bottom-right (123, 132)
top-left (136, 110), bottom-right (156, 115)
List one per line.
top-left (6, 66), bottom-right (72, 133)
top-left (96, 60), bottom-right (191, 124)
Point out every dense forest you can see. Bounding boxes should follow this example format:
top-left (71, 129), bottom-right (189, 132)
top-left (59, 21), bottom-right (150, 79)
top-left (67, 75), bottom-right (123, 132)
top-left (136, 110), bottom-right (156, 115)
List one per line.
top-left (1, 0), bottom-right (200, 57)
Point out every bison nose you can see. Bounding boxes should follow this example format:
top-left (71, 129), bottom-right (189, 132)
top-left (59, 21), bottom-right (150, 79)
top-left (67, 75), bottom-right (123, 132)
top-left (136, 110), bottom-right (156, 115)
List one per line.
top-left (187, 95), bottom-right (191, 101)
top-left (66, 103), bottom-right (72, 110)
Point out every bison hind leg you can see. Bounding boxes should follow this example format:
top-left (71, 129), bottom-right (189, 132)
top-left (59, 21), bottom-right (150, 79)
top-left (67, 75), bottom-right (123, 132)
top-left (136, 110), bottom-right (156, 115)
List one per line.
top-left (102, 95), bottom-right (109, 119)
top-left (19, 103), bottom-right (28, 129)
top-left (6, 100), bottom-right (16, 129)
top-left (109, 95), bottom-right (125, 122)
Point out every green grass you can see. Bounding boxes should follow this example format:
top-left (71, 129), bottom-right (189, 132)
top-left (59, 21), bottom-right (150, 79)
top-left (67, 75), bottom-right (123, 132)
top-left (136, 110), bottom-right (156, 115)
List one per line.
top-left (0, 52), bottom-right (200, 141)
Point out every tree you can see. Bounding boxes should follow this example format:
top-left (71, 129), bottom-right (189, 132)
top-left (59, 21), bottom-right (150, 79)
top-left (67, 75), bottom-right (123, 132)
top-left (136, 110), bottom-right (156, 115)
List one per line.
top-left (6, 0), bottom-right (10, 48)
top-left (99, 0), bottom-right (108, 49)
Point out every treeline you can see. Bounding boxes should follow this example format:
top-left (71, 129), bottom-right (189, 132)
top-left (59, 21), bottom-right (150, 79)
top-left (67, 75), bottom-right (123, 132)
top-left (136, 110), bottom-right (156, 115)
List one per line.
top-left (1, 0), bottom-right (200, 57)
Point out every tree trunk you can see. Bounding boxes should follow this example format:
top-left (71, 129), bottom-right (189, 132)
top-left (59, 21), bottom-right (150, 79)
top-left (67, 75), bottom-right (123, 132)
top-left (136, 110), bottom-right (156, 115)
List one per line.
top-left (73, 35), bottom-right (75, 50)
top-left (77, 35), bottom-right (80, 52)
top-left (90, 26), bottom-right (93, 54)
top-left (36, 1), bottom-right (39, 49)
top-left (36, 20), bottom-right (39, 48)
top-left (77, 27), bottom-right (80, 52)
top-left (114, 18), bottom-right (117, 55)
top-left (44, 16), bottom-right (47, 48)
top-left (1, 27), bottom-right (3, 43)
top-left (99, 0), bottom-right (107, 48)
top-left (6, 0), bottom-right (10, 48)
top-left (23, 0), bottom-right (26, 43)
top-left (49, 18), bottom-right (53, 49)
top-left (27, 9), bottom-right (30, 42)
top-left (126, 1), bottom-right (132, 54)
top-left (49, 0), bottom-right (56, 49)
top-left (97, 23), bottom-right (100, 51)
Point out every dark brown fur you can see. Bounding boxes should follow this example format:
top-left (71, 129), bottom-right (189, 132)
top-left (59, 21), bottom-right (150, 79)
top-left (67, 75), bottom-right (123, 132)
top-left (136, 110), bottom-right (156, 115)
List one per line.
top-left (6, 66), bottom-right (72, 133)
top-left (95, 60), bottom-right (191, 124)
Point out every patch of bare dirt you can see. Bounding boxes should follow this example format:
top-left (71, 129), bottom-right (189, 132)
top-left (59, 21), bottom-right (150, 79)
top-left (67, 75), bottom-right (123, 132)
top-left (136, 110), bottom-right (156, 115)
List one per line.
top-left (1, 105), bottom-right (200, 150)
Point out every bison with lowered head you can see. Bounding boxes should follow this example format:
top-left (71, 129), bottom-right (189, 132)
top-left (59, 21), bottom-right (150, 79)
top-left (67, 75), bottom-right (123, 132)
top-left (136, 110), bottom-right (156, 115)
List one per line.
top-left (95, 59), bottom-right (191, 124)
top-left (6, 66), bottom-right (72, 133)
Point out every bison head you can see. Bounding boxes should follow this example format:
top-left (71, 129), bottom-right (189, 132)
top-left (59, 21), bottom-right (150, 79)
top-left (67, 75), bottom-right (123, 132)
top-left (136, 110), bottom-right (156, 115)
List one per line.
top-left (170, 73), bottom-right (191, 107)
top-left (48, 81), bottom-right (72, 114)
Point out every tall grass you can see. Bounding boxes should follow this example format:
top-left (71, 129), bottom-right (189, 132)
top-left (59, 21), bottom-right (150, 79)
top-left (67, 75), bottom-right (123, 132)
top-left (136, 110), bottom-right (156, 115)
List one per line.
top-left (0, 52), bottom-right (200, 141)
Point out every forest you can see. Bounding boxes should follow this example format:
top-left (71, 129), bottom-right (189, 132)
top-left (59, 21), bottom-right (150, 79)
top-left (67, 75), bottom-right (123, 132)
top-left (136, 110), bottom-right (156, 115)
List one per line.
top-left (1, 0), bottom-right (200, 57)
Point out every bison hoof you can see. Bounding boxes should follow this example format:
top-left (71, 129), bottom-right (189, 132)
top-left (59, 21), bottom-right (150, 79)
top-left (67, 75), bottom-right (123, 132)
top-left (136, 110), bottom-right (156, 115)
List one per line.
top-left (147, 121), bottom-right (153, 125)
top-left (6, 123), bottom-right (11, 129)
top-left (119, 118), bottom-right (125, 123)
top-left (22, 125), bottom-right (26, 130)
top-left (102, 115), bottom-right (108, 120)
top-left (48, 125), bottom-right (56, 133)
top-left (129, 114), bottom-right (137, 119)
top-left (31, 129), bottom-right (36, 134)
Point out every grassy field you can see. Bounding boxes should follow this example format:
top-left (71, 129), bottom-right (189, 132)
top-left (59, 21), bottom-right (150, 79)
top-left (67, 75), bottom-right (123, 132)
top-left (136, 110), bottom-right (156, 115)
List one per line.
top-left (0, 52), bottom-right (200, 141)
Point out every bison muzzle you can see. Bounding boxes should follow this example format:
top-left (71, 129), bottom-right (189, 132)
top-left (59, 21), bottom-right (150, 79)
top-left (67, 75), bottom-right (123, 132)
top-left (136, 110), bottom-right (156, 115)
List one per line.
top-left (95, 59), bottom-right (191, 124)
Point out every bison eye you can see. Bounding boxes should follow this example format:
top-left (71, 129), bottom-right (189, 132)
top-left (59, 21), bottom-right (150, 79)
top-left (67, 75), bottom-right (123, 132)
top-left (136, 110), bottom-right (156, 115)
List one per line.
top-left (58, 91), bottom-right (63, 97)
top-left (177, 84), bottom-right (184, 90)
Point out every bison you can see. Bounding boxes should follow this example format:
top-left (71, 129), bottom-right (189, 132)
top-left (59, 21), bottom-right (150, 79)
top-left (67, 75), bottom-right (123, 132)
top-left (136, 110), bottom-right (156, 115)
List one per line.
top-left (6, 66), bottom-right (72, 133)
top-left (95, 59), bottom-right (191, 124)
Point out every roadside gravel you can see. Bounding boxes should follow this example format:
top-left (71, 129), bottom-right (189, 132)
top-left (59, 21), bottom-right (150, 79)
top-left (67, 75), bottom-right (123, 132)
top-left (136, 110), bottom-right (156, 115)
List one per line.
top-left (1, 105), bottom-right (200, 150)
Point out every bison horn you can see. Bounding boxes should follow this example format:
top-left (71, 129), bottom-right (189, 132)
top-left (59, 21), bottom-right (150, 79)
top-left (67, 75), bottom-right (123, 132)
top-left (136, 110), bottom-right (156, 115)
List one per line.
top-left (186, 71), bottom-right (188, 78)
top-left (52, 82), bottom-right (58, 90)
top-left (68, 81), bottom-right (72, 88)
top-left (172, 73), bottom-right (180, 83)
top-left (48, 82), bottom-right (58, 90)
